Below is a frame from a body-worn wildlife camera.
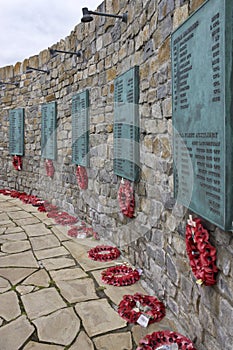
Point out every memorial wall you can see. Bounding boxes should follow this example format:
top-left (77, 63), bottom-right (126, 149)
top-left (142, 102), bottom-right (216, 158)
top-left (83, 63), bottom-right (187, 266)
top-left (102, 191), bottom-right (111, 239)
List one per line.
top-left (0, 0), bottom-right (233, 349)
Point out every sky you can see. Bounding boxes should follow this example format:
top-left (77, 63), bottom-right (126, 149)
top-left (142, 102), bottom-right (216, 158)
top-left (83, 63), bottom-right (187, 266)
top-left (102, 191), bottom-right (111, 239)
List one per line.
top-left (0, 0), bottom-right (102, 68)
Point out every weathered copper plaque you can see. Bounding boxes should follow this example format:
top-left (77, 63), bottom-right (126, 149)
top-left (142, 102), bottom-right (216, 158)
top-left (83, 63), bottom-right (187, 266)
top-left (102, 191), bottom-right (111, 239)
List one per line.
top-left (41, 102), bottom-right (57, 160)
top-left (114, 66), bottom-right (140, 182)
top-left (72, 90), bottom-right (89, 167)
top-left (9, 108), bottom-right (24, 156)
top-left (171, 0), bottom-right (233, 230)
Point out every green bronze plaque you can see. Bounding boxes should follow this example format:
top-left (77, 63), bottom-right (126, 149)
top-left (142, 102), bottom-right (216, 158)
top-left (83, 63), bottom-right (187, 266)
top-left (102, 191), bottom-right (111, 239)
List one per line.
top-left (41, 102), bottom-right (57, 160)
top-left (171, 0), bottom-right (233, 230)
top-left (72, 90), bottom-right (89, 167)
top-left (9, 108), bottom-right (25, 156)
top-left (114, 66), bottom-right (140, 182)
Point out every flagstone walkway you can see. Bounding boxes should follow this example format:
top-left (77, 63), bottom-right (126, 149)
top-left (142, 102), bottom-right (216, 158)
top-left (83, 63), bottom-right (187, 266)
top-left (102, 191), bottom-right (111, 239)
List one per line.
top-left (0, 193), bottom-right (181, 350)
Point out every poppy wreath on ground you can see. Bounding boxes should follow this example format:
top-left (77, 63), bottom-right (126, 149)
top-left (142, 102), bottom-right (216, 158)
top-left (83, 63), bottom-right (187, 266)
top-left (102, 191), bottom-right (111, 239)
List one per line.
top-left (68, 225), bottom-right (99, 240)
top-left (136, 330), bottom-right (197, 350)
top-left (12, 155), bottom-right (22, 171)
top-left (45, 159), bottom-right (55, 178)
top-left (186, 215), bottom-right (218, 286)
top-left (118, 178), bottom-right (135, 218)
top-left (118, 293), bottom-right (165, 325)
top-left (76, 165), bottom-right (88, 190)
top-left (88, 245), bottom-right (121, 261)
top-left (47, 211), bottom-right (78, 225)
top-left (101, 264), bottom-right (140, 286)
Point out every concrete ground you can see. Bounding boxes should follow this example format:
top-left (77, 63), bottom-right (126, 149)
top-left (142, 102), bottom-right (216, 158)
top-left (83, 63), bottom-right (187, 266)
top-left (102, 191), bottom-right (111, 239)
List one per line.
top-left (0, 193), bottom-right (180, 350)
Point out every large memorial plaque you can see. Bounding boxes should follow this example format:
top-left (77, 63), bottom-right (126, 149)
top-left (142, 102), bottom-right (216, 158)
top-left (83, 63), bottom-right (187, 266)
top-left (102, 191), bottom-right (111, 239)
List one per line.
top-left (72, 90), bottom-right (89, 167)
top-left (41, 102), bottom-right (57, 160)
top-left (114, 66), bottom-right (140, 182)
top-left (9, 108), bottom-right (24, 155)
top-left (171, 0), bottom-right (233, 230)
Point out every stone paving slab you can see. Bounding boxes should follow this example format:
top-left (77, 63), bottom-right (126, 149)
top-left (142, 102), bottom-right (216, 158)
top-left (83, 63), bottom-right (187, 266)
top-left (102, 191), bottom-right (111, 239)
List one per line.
top-left (0, 315), bottom-right (35, 350)
top-left (56, 278), bottom-right (99, 303)
top-left (22, 269), bottom-right (51, 287)
top-left (93, 331), bottom-right (133, 350)
top-left (7, 210), bottom-right (34, 219)
top-left (22, 223), bottom-right (53, 237)
top-left (0, 290), bottom-right (21, 321)
top-left (23, 342), bottom-right (64, 350)
top-left (5, 226), bottom-right (24, 233)
top-left (32, 307), bottom-right (80, 346)
top-left (69, 331), bottom-right (94, 350)
top-left (30, 235), bottom-right (61, 251)
top-left (0, 231), bottom-right (28, 242)
top-left (0, 276), bottom-right (11, 293)
top-left (75, 298), bottom-right (127, 337)
top-left (34, 246), bottom-right (69, 260)
top-left (14, 217), bottom-right (41, 226)
top-left (1, 240), bottom-right (31, 254)
top-left (40, 256), bottom-right (76, 270)
top-left (0, 267), bottom-right (37, 285)
top-left (21, 287), bottom-right (66, 320)
top-left (50, 266), bottom-right (88, 281)
top-left (0, 251), bottom-right (39, 268)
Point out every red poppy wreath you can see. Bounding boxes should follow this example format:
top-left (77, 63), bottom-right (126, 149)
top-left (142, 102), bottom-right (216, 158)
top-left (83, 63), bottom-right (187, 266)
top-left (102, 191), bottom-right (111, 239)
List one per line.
top-left (186, 215), bottom-right (218, 286)
top-left (101, 264), bottom-right (140, 286)
top-left (88, 245), bottom-right (121, 261)
top-left (118, 293), bottom-right (165, 325)
top-left (118, 178), bottom-right (135, 218)
top-left (136, 330), bottom-right (197, 350)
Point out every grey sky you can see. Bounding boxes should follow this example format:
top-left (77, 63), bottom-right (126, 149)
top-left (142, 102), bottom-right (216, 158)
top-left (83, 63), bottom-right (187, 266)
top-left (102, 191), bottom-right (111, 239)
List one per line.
top-left (0, 0), bottom-right (101, 68)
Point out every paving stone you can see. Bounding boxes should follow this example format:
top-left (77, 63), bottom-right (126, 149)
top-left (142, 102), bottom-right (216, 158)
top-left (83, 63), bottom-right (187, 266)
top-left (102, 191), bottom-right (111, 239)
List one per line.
top-left (0, 267), bottom-right (37, 285)
top-left (91, 269), bottom-right (147, 305)
top-left (0, 204), bottom-right (22, 211)
top-left (32, 307), bottom-right (80, 346)
top-left (51, 226), bottom-right (71, 241)
top-left (0, 213), bottom-right (10, 221)
top-left (34, 246), bottom-right (69, 260)
top-left (7, 210), bottom-right (34, 219)
top-left (0, 227), bottom-right (5, 235)
top-left (16, 285), bottom-right (35, 295)
top-left (0, 315), bottom-right (35, 350)
top-left (30, 235), bottom-right (60, 251)
top-left (21, 287), bottom-right (66, 320)
top-left (0, 231), bottom-right (27, 241)
top-left (0, 220), bottom-right (16, 227)
top-left (75, 299), bottom-right (127, 337)
top-left (22, 223), bottom-right (52, 237)
top-left (1, 240), bottom-right (31, 254)
top-left (22, 269), bottom-right (50, 287)
top-left (56, 278), bottom-right (98, 303)
top-left (5, 226), bottom-right (23, 233)
top-left (63, 241), bottom-right (116, 271)
top-left (0, 276), bottom-right (11, 293)
top-left (40, 256), bottom-right (76, 270)
top-left (69, 331), bottom-right (94, 350)
top-left (50, 267), bottom-right (88, 282)
top-left (0, 290), bottom-right (21, 321)
top-left (93, 332), bottom-right (132, 350)
top-left (14, 217), bottom-right (41, 226)
top-left (0, 317), bottom-right (3, 326)
top-left (0, 251), bottom-right (39, 268)
top-left (23, 342), bottom-right (64, 350)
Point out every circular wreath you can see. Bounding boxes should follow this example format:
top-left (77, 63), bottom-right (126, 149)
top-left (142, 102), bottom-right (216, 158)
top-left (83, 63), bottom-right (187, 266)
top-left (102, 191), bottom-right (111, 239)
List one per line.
top-left (12, 155), bottom-right (22, 171)
top-left (76, 165), bottom-right (88, 190)
top-left (101, 264), bottom-right (140, 286)
top-left (118, 293), bottom-right (165, 325)
top-left (47, 211), bottom-right (78, 225)
top-left (118, 179), bottom-right (135, 218)
top-left (186, 216), bottom-right (218, 286)
top-left (136, 330), bottom-right (197, 350)
top-left (88, 245), bottom-right (121, 261)
top-left (45, 159), bottom-right (55, 178)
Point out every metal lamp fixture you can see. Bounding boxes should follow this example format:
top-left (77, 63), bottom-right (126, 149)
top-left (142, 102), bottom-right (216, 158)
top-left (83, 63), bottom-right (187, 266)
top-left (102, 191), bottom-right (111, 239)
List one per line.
top-left (81, 7), bottom-right (127, 23)
top-left (0, 81), bottom-right (19, 87)
top-left (26, 66), bottom-right (50, 74)
top-left (49, 48), bottom-right (82, 58)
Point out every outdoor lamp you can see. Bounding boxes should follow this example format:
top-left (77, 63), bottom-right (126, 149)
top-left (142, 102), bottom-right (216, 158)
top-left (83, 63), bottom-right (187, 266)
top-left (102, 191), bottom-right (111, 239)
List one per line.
top-left (0, 81), bottom-right (19, 87)
top-left (81, 7), bottom-right (127, 23)
top-left (26, 66), bottom-right (50, 74)
top-left (49, 48), bottom-right (82, 58)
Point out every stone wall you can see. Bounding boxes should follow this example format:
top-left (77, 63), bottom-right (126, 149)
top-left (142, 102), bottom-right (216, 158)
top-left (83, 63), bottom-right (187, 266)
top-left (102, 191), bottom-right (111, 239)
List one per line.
top-left (0, 0), bottom-right (233, 349)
